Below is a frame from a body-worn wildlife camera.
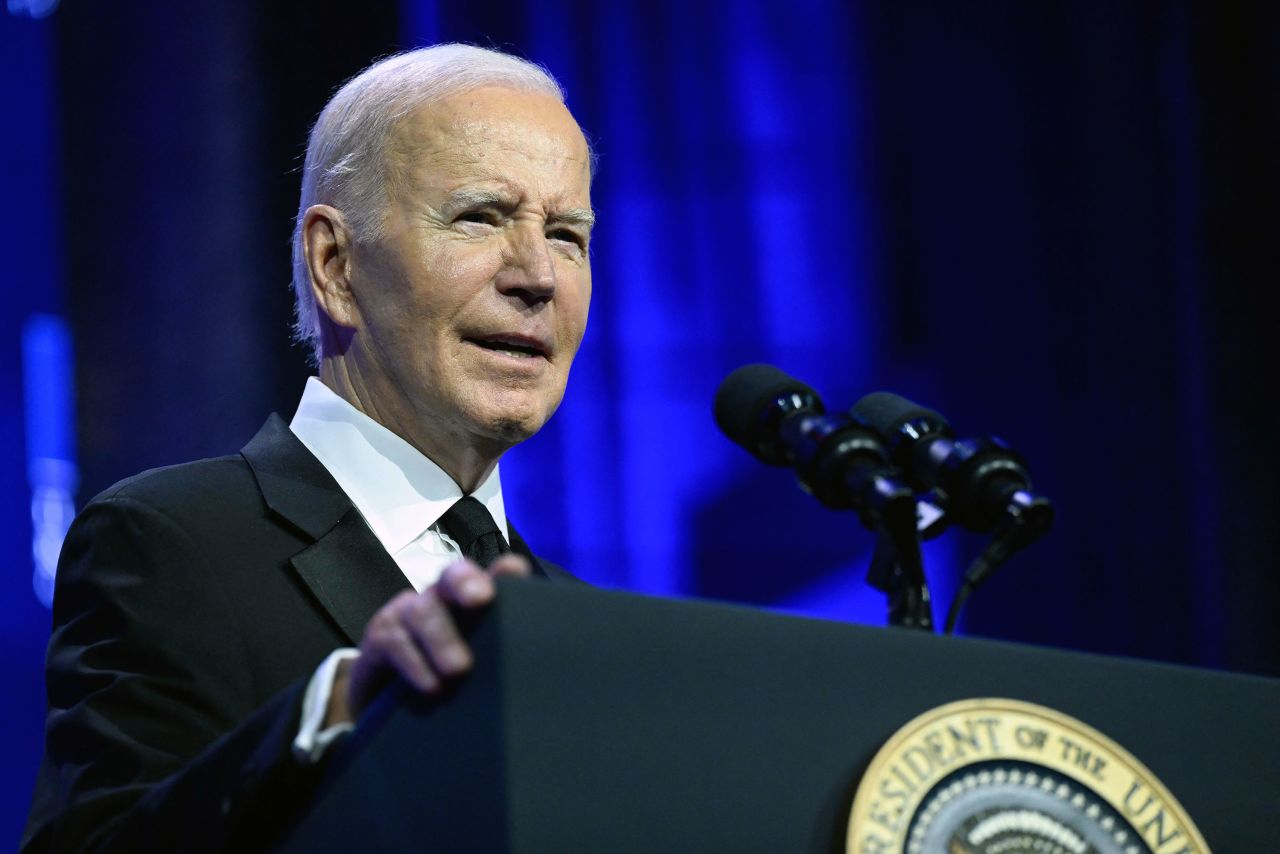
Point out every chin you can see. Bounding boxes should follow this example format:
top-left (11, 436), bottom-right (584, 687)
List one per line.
top-left (471, 394), bottom-right (560, 445)
top-left (488, 417), bottom-right (540, 444)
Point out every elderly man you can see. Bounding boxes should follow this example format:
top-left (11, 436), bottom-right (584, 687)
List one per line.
top-left (24, 44), bottom-right (593, 852)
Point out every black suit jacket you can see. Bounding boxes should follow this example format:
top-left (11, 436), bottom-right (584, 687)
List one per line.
top-left (23, 414), bottom-right (572, 852)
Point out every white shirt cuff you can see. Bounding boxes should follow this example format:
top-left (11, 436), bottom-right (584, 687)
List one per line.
top-left (292, 647), bottom-right (360, 764)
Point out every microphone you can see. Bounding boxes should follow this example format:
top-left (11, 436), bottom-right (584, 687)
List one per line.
top-left (850, 391), bottom-right (1053, 633)
top-left (850, 392), bottom-right (1052, 534)
top-left (715, 364), bottom-right (933, 630)
top-left (714, 364), bottom-right (914, 522)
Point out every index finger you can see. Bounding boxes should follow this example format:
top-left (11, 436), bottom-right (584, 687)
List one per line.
top-left (436, 558), bottom-right (493, 608)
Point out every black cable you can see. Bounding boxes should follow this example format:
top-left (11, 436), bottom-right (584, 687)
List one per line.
top-left (944, 517), bottom-right (1044, 634)
top-left (944, 557), bottom-right (989, 635)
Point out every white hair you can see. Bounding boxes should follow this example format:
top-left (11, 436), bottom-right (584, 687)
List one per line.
top-left (290, 44), bottom-right (568, 364)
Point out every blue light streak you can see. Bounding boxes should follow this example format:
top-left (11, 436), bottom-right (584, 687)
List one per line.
top-left (22, 314), bottom-right (77, 607)
top-left (6, 0), bottom-right (59, 20)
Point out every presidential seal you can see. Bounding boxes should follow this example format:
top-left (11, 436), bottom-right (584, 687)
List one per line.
top-left (845, 698), bottom-right (1210, 854)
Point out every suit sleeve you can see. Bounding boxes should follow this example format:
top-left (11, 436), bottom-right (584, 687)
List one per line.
top-left (22, 494), bottom-right (326, 853)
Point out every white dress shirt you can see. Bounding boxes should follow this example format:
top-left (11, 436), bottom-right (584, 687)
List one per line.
top-left (287, 377), bottom-right (508, 761)
top-left (289, 376), bottom-right (507, 590)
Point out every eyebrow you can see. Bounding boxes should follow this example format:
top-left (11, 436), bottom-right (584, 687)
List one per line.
top-left (549, 208), bottom-right (597, 230)
top-left (440, 188), bottom-right (513, 217)
top-left (441, 188), bottom-right (596, 230)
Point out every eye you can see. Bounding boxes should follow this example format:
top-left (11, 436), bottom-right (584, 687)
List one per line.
top-left (456, 209), bottom-right (499, 226)
top-left (547, 227), bottom-right (587, 249)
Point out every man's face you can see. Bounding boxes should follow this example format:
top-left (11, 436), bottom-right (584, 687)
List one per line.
top-left (345, 86), bottom-right (593, 460)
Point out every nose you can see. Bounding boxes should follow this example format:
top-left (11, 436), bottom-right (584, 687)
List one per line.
top-left (496, 223), bottom-right (556, 302)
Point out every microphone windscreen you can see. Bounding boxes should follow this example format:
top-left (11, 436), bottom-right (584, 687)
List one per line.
top-left (714, 363), bottom-right (817, 450)
top-left (851, 391), bottom-right (950, 438)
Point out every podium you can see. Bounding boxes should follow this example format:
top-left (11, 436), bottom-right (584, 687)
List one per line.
top-left (275, 579), bottom-right (1279, 852)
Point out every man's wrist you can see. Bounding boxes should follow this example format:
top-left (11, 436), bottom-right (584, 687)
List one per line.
top-left (292, 648), bottom-right (360, 764)
top-left (324, 656), bottom-right (356, 729)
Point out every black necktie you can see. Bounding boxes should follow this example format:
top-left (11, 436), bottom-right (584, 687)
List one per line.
top-left (436, 496), bottom-right (509, 568)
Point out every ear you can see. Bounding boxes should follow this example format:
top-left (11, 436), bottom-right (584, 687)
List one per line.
top-left (302, 204), bottom-right (360, 330)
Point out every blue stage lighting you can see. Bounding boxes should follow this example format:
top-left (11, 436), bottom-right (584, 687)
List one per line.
top-left (22, 314), bottom-right (77, 608)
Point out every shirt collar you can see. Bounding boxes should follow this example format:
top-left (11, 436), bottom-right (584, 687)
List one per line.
top-left (288, 377), bottom-right (506, 554)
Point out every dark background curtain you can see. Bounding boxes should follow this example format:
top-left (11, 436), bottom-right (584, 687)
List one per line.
top-left (4, 1), bottom-right (1278, 845)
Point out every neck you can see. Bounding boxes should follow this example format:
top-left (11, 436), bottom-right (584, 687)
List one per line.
top-left (318, 359), bottom-right (503, 494)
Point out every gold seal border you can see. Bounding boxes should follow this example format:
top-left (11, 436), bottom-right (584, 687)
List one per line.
top-left (844, 697), bottom-right (1211, 854)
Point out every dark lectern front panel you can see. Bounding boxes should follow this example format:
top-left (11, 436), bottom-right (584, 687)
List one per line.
top-left (278, 579), bottom-right (1280, 852)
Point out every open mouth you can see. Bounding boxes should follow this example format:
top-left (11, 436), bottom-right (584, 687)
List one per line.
top-left (466, 335), bottom-right (549, 359)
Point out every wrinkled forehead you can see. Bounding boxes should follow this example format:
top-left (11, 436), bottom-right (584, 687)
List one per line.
top-left (386, 87), bottom-right (592, 195)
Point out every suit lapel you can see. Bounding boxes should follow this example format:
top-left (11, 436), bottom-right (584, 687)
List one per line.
top-left (290, 508), bottom-right (413, 644)
top-left (242, 414), bottom-right (411, 644)
top-left (241, 413), bottom-right (578, 643)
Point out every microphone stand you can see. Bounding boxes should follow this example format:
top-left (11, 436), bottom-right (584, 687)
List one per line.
top-left (774, 410), bottom-right (936, 632)
top-left (864, 491), bottom-right (934, 631)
